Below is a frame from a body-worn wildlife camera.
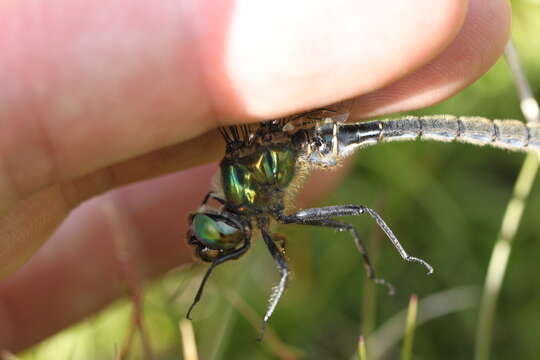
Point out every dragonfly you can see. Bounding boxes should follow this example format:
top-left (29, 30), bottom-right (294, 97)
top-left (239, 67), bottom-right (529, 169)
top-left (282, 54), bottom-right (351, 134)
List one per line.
top-left (185, 102), bottom-right (540, 338)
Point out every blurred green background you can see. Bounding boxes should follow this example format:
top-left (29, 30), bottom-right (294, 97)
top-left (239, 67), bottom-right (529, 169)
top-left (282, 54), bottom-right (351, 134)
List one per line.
top-left (19, 2), bottom-right (540, 359)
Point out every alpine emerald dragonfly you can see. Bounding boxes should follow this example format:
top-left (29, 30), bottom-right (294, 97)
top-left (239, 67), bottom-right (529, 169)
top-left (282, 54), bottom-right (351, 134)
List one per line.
top-left (184, 90), bottom-right (540, 338)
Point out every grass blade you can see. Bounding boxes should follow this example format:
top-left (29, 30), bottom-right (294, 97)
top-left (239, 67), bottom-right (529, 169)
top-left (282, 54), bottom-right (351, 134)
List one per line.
top-left (179, 320), bottom-right (199, 360)
top-left (358, 336), bottom-right (367, 360)
top-left (401, 295), bottom-right (418, 360)
top-left (366, 286), bottom-right (478, 360)
top-left (474, 39), bottom-right (540, 360)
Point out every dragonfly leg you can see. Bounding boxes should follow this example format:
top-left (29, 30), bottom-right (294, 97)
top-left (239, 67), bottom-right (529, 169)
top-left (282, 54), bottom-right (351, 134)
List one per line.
top-left (186, 238), bottom-right (250, 320)
top-left (278, 216), bottom-right (394, 295)
top-left (272, 232), bottom-right (287, 253)
top-left (258, 227), bottom-right (289, 341)
top-left (201, 191), bottom-right (226, 205)
top-left (279, 205), bottom-right (434, 275)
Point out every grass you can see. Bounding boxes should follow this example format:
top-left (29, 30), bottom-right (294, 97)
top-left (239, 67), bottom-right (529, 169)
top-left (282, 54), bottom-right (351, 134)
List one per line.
top-left (401, 295), bottom-right (418, 360)
top-left (474, 40), bottom-right (540, 360)
top-left (357, 336), bottom-right (366, 360)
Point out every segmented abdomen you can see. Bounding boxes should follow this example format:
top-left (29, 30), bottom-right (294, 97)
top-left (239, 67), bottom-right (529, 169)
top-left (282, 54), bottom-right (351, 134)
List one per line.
top-left (379, 116), bottom-right (540, 151)
top-left (299, 115), bottom-right (540, 167)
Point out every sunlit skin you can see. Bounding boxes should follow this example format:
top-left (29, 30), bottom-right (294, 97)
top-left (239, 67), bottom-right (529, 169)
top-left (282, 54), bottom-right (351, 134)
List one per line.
top-left (0, 0), bottom-right (510, 352)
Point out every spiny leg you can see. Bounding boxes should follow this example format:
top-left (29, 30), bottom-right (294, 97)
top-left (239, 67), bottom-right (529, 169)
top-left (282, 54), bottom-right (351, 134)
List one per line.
top-left (201, 191), bottom-right (225, 205)
top-left (279, 205), bottom-right (434, 274)
top-left (272, 232), bottom-right (287, 253)
top-left (186, 239), bottom-right (250, 319)
top-left (282, 217), bottom-right (394, 295)
top-left (259, 227), bottom-right (289, 341)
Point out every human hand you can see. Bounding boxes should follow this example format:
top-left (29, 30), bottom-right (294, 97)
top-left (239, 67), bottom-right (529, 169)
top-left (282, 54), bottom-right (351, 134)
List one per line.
top-left (0, 0), bottom-right (509, 352)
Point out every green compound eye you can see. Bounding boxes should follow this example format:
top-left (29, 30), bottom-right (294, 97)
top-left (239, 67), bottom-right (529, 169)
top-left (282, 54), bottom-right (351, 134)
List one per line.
top-left (193, 214), bottom-right (220, 242)
top-left (192, 214), bottom-right (243, 250)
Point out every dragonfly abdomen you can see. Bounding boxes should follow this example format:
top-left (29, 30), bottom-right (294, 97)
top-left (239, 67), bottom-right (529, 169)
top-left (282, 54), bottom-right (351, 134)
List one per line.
top-left (301, 115), bottom-right (540, 167)
top-left (378, 116), bottom-right (540, 151)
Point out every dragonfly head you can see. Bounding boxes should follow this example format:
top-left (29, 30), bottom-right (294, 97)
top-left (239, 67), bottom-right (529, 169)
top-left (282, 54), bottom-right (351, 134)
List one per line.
top-left (187, 210), bottom-right (251, 262)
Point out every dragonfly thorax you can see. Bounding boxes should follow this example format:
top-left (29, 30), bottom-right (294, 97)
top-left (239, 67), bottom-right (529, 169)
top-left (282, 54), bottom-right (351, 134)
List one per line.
top-left (221, 146), bottom-right (296, 215)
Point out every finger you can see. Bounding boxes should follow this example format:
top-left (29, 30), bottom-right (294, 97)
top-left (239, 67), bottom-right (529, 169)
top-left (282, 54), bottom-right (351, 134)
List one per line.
top-left (0, 130), bottom-right (223, 278)
top-left (60, 130), bottom-right (224, 206)
top-left (0, 165), bottom-right (214, 351)
top-left (208, 0), bottom-right (468, 118)
top-left (352, 0), bottom-right (511, 117)
top-left (0, 0), bottom-right (467, 208)
top-left (0, 163), bottom-right (348, 352)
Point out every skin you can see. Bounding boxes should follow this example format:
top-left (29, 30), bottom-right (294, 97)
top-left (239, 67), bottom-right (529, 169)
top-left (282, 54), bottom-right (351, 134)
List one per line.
top-left (0, 0), bottom-right (510, 352)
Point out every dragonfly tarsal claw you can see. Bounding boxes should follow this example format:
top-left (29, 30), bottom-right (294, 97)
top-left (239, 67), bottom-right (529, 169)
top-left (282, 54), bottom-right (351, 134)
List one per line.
top-left (374, 278), bottom-right (396, 296)
top-left (406, 256), bottom-right (434, 275)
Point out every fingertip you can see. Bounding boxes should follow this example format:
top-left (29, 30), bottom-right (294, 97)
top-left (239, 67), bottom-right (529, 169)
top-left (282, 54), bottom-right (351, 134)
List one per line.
top-left (212, 0), bottom-right (468, 121)
top-left (351, 0), bottom-right (511, 117)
